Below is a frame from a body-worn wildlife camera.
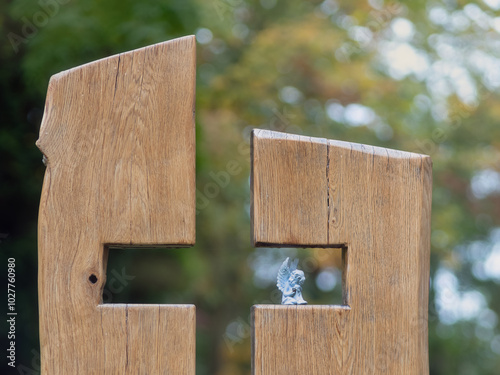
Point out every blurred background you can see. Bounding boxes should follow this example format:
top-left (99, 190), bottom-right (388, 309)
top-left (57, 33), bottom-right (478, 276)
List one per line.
top-left (1, 0), bottom-right (500, 373)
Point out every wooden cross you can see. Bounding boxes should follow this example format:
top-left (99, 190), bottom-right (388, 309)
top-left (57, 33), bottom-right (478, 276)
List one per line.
top-left (251, 129), bottom-right (432, 374)
top-left (37, 37), bottom-right (431, 374)
top-left (37, 37), bottom-right (196, 373)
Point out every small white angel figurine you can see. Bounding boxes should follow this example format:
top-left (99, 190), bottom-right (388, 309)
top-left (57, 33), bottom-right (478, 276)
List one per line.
top-left (277, 257), bottom-right (307, 305)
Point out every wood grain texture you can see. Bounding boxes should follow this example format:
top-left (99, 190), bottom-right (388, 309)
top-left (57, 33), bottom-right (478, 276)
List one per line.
top-left (37, 36), bottom-right (196, 374)
top-left (252, 305), bottom-right (350, 374)
top-left (251, 131), bottom-right (328, 246)
top-left (251, 129), bottom-right (432, 374)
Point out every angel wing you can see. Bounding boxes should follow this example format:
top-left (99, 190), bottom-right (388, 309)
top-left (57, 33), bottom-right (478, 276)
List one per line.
top-left (277, 257), bottom-right (291, 292)
top-left (290, 258), bottom-right (298, 272)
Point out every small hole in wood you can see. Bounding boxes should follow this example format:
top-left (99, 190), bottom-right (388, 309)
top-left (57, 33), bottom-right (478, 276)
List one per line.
top-left (89, 274), bottom-right (98, 284)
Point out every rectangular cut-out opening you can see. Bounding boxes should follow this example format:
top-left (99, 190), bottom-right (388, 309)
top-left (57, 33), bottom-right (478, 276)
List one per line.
top-left (249, 246), bottom-right (348, 306)
top-left (101, 246), bottom-right (195, 304)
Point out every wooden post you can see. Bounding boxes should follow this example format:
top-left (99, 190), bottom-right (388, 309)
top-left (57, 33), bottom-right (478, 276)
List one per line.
top-left (251, 129), bottom-right (432, 374)
top-left (36, 36), bottom-right (196, 374)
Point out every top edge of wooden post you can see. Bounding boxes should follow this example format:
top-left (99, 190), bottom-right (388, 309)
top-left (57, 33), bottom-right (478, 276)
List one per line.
top-left (50, 35), bottom-right (195, 82)
top-left (252, 128), bottom-right (432, 160)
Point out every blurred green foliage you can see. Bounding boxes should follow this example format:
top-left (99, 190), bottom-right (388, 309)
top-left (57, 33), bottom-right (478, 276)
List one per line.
top-left (2, 0), bottom-right (500, 374)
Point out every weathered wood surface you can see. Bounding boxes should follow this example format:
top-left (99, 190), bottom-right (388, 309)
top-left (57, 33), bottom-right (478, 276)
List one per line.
top-left (37, 36), bottom-right (196, 374)
top-left (251, 129), bottom-right (432, 374)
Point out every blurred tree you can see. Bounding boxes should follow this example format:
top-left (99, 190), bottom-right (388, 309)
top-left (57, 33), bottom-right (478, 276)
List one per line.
top-left (2, 0), bottom-right (500, 374)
